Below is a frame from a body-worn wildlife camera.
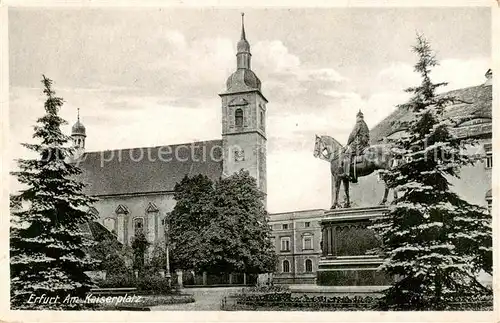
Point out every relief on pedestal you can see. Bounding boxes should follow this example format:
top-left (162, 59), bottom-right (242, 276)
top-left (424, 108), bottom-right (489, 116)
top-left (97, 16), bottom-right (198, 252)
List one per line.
top-left (335, 224), bottom-right (381, 256)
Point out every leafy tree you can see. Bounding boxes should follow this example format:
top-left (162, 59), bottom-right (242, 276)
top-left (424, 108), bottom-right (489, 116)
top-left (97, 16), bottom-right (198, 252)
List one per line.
top-left (148, 243), bottom-right (167, 272)
top-left (10, 76), bottom-right (98, 309)
top-left (169, 171), bottom-right (276, 274)
top-left (371, 35), bottom-right (492, 310)
top-left (208, 170), bottom-right (276, 273)
top-left (131, 231), bottom-right (150, 275)
top-left (90, 239), bottom-right (130, 277)
top-left (169, 174), bottom-right (215, 271)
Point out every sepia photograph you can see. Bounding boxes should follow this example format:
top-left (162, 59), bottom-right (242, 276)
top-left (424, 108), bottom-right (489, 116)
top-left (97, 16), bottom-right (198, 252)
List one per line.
top-left (5, 3), bottom-right (494, 315)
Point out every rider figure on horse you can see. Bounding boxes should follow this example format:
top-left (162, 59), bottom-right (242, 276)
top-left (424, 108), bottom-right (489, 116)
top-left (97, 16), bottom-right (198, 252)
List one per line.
top-left (343, 110), bottom-right (370, 183)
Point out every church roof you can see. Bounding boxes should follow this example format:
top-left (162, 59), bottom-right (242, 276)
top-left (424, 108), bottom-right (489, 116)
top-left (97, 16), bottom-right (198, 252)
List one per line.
top-left (72, 120), bottom-right (86, 136)
top-left (225, 68), bottom-right (262, 92)
top-left (72, 108), bottom-right (86, 136)
top-left (370, 83), bottom-right (492, 144)
top-left (76, 139), bottom-right (223, 196)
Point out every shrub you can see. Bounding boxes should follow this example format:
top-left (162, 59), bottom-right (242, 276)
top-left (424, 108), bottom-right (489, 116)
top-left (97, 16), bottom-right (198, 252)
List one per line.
top-left (226, 291), bottom-right (493, 311)
top-left (136, 276), bottom-right (177, 295)
top-left (242, 285), bottom-right (290, 294)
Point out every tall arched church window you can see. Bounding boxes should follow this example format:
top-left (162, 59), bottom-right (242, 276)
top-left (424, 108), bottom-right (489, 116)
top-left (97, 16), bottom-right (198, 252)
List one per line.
top-left (133, 217), bottom-right (144, 236)
top-left (235, 108), bottom-right (243, 127)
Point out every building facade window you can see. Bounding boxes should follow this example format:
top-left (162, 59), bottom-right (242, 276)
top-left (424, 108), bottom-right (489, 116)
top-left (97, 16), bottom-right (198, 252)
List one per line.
top-left (133, 217), bottom-right (144, 236)
top-left (486, 154), bottom-right (493, 168)
top-left (282, 223), bottom-right (289, 230)
top-left (280, 237), bottom-right (290, 252)
top-left (282, 260), bottom-right (290, 273)
top-left (484, 143), bottom-right (492, 169)
top-left (260, 109), bottom-right (265, 130)
top-left (235, 108), bottom-right (243, 127)
top-left (305, 259), bottom-right (313, 272)
top-left (302, 234), bottom-right (313, 250)
top-left (486, 189), bottom-right (492, 213)
top-left (304, 222), bottom-right (310, 228)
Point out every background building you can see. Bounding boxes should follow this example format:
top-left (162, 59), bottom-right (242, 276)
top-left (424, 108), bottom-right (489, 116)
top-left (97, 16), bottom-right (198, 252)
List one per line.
top-left (267, 209), bottom-right (324, 284)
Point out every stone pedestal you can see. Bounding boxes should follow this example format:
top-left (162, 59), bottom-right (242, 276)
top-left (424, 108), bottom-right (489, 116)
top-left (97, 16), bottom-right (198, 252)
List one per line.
top-left (317, 206), bottom-right (393, 286)
top-left (202, 271), bottom-right (207, 285)
top-left (243, 273), bottom-right (247, 285)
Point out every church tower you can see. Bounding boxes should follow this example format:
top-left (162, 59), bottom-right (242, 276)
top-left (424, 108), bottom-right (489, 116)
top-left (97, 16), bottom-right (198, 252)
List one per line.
top-left (71, 108), bottom-right (86, 158)
top-left (220, 13), bottom-right (268, 198)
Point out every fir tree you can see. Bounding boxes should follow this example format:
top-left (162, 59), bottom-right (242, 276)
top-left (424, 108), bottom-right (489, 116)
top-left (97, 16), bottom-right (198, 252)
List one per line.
top-left (10, 76), bottom-right (98, 310)
top-left (372, 35), bottom-right (492, 310)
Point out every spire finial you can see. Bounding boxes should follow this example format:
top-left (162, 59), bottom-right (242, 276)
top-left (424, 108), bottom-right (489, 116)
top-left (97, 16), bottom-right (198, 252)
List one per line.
top-left (240, 12), bottom-right (246, 40)
top-left (77, 108), bottom-right (80, 122)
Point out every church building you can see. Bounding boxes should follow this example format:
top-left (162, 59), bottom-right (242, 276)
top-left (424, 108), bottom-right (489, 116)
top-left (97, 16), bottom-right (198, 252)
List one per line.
top-left (72, 15), bottom-right (267, 248)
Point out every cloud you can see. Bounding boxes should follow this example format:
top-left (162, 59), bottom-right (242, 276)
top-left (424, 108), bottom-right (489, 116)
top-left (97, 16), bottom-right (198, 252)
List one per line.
top-left (376, 57), bottom-right (490, 93)
top-left (267, 150), bottom-right (331, 213)
top-left (9, 86), bottom-right (221, 154)
top-left (252, 40), bottom-right (346, 103)
top-left (253, 40), bottom-right (301, 73)
top-left (433, 58), bottom-right (490, 90)
top-left (306, 68), bottom-right (345, 82)
top-left (316, 89), bottom-right (411, 141)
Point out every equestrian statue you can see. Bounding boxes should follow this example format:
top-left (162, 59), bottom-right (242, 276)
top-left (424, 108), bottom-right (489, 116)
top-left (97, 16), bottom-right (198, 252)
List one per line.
top-left (313, 110), bottom-right (397, 209)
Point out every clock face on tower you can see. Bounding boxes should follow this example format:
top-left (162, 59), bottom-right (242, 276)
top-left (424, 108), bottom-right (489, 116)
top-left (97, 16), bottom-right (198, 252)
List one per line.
top-left (234, 148), bottom-right (245, 162)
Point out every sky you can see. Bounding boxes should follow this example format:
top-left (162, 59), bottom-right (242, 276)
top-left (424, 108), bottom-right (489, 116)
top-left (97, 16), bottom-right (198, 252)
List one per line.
top-left (9, 7), bottom-right (491, 213)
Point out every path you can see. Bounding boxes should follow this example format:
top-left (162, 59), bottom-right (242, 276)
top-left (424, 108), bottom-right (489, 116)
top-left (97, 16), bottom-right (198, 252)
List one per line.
top-left (150, 287), bottom-right (243, 311)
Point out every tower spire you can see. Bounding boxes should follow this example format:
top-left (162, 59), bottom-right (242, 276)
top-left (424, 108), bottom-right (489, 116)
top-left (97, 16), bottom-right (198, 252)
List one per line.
top-left (77, 107), bottom-right (80, 122)
top-left (241, 12), bottom-right (246, 40)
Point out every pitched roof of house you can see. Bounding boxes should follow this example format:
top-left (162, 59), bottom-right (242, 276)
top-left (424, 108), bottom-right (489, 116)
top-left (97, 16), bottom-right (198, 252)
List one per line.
top-left (370, 84), bottom-right (492, 144)
top-left (76, 139), bottom-right (224, 196)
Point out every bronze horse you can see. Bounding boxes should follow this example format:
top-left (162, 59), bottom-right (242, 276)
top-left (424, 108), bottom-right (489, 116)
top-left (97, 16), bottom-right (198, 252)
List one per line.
top-left (313, 134), bottom-right (397, 209)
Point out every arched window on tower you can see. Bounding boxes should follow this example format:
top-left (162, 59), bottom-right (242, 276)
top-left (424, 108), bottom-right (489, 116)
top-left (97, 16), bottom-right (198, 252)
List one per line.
top-left (235, 108), bottom-right (243, 127)
top-left (260, 110), bottom-right (265, 130)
